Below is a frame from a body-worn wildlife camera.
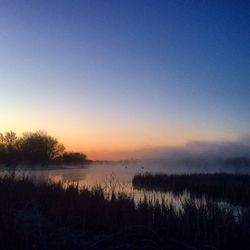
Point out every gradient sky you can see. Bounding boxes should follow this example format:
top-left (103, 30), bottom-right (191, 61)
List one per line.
top-left (0, 0), bottom-right (249, 159)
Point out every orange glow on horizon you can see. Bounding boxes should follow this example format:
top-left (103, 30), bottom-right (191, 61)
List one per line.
top-left (0, 120), bottom-right (236, 160)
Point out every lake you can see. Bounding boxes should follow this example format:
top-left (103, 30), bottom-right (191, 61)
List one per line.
top-left (1, 161), bottom-right (248, 207)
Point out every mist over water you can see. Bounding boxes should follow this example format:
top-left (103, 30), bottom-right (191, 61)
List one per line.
top-left (4, 158), bottom-right (249, 189)
top-left (0, 155), bottom-right (249, 216)
top-left (1, 136), bottom-right (250, 207)
top-left (134, 136), bottom-right (250, 158)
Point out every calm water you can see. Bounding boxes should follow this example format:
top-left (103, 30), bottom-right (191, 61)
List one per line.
top-left (1, 162), bottom-right (248, 206)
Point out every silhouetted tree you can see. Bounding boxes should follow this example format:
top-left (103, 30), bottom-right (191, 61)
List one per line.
top-left (0, 133), bottom-right (5, 163)
top-left (0, 130), bottom-right (89, 167)
top-left (20, 131), bottom-right (65, 165)
top-left (61, 152), bottom-right (88, 164)
top-left (0, 131), bottom-right (21, 165)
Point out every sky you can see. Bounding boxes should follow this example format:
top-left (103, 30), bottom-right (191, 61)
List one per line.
top-left (0, 0), bottom-right (249, 160)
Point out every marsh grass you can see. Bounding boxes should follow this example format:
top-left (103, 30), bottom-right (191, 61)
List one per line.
top-left (0, 176), bottom-right (250, 249)
top-left (133, 173), bottom-right (250, 206)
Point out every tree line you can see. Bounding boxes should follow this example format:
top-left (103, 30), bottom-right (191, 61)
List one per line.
top-left (0, 131), bottom-right (90, 166)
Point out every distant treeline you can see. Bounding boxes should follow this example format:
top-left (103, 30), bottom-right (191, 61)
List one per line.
top-left (0, 131), bottom-right (90, 166)
top-left (224, 156), bottom-right (250, 168)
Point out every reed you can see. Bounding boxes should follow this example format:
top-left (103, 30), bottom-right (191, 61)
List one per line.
top-left (133, 173), bottom-right (250, 206)
top-left (0, 176), bottom-right (249, 249)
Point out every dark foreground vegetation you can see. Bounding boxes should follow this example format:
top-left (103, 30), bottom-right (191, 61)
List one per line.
top-left (133, 173), bottom-right (250, 206)
top-left (0, 131), bottom-right (90, 166)
top-left (0, 176), bottom-right (250, 250)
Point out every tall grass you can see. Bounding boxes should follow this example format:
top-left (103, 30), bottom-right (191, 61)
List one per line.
top-left (133, 173), bottom-right (250, 206)
top-left (0, 176), bottom-right (250, 249)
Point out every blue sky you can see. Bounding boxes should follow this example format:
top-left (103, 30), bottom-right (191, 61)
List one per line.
top-left (0, 0), bottom-right (249, 159)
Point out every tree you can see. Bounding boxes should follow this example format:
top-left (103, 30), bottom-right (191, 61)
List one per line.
top-left (62, 152), bottom-right (88, 164)
top-left (0, 130), bottom-right (89, 167)
top-left (0, 131), bottom-right (21, 165)
top-left (20, 131), bottom-right (65, 165)
top-left (0, 133), bottom-right (5, 163)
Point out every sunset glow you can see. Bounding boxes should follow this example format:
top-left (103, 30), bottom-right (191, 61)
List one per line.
top-left (0, 1), bottom-right (249, 160)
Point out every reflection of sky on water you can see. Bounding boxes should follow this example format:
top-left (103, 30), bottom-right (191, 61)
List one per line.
top-left (0, 162), bottom-right (248, 209)
top-left (0, 163), bottom-right (191, 206)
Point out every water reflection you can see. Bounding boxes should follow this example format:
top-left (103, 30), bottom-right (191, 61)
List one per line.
top-left (1, 162), bottom-right (248, 208)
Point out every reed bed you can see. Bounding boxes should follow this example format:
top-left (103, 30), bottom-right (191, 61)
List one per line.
top-left (133, 173), bottom-right (250, 206)
top-left (0, 176), bottom-right (249, 249)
